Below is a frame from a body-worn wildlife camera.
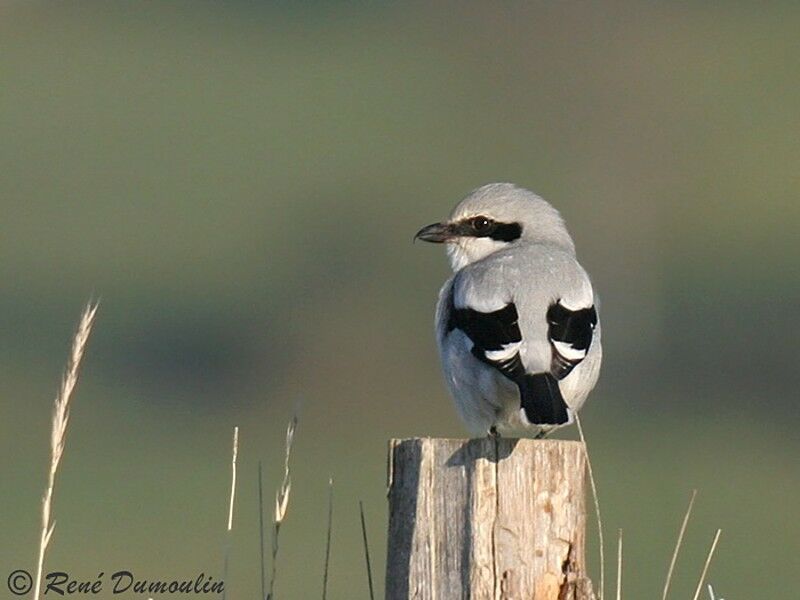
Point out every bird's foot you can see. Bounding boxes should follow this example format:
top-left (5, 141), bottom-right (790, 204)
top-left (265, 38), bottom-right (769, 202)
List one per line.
top-left (534, 428), bottom-right (549, 440)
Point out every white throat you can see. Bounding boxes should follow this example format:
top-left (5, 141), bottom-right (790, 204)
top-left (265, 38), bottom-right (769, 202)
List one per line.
top-left (446, 237), bottom-right (509, 271)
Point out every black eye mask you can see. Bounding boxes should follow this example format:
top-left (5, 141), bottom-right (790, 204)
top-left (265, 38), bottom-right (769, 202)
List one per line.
top-left (455, 217), bottom-right (523, 242)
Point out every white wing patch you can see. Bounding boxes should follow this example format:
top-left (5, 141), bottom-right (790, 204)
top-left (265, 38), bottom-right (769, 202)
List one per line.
top-left (484, 342), bottom-right (522, 362)
top-left (552, 340), bottom-right (588, 361)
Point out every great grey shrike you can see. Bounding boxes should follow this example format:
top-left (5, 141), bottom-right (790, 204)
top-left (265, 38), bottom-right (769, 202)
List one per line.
top-left (415, 183), bottom-right (602, 437)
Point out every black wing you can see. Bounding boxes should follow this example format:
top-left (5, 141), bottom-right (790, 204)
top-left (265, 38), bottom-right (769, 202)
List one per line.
top-left (447, 300), bottom-right (525, 381)
top-left (547, 301), bottom-right (598, 379)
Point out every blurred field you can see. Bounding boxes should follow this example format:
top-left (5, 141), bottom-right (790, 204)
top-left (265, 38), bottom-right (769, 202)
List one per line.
top-left (1, 2), bottom-right (798, 598)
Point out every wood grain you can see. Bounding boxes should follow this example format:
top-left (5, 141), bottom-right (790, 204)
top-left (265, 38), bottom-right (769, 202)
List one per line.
top-left (386, 438), bottom-right (594, 600)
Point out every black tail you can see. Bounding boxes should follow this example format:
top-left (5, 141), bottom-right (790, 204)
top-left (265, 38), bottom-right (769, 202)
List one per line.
top-left (518, 373), bottom-right (569, 425)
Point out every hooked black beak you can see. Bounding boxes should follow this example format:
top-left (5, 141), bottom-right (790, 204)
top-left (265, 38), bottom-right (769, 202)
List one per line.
top-left (414, 222), bottom-right (454, 243)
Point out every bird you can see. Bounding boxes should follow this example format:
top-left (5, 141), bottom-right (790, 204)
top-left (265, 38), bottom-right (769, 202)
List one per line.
top-left (415, 183), bottom-right (602, 438)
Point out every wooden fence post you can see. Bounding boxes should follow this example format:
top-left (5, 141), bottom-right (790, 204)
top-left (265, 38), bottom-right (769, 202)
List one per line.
top-left (386, 438), bottom-right (594, 600)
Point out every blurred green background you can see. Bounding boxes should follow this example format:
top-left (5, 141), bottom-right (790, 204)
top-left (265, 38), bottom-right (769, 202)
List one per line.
top-left (1, 2), bottom-right (798, 598)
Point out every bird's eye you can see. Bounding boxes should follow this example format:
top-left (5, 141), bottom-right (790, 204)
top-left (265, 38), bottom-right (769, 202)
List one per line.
top-left (470, 216), bottom-right (492, 232)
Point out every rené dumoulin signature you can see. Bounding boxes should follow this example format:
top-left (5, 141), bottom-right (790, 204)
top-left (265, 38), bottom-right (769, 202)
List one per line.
top-left (44, 571), bottom-right (223, 595)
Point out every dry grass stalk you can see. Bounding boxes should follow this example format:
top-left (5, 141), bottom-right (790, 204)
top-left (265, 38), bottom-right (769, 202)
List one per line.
top-left (267, 415), bottom-right (298, 600)
top-left (321, 477), bottom-right (334, 600)
top-left (227, 426), bottom-right (239, 532)
top-left (33, 301), bottom-right (99, 600)
top-left (358, 500), bottom-right (375, 600)
top-left (574, 413), bottom-right (604, 600)
top-left (691, 529), bottom-right (722, 600)
top-left (222, 426), bottom-right (239, 600)
top-left (615, 529), bottom-right (623, 600)
top-left (662, 489), bottom-right (698, 600)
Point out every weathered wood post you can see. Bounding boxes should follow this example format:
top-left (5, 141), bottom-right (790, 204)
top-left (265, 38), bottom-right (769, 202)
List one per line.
top-left (386, 438), bottom-right (594, 600)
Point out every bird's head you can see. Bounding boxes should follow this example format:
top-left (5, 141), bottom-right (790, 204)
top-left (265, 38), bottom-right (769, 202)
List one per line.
top-left (415, 183), bottom-right (575, 271)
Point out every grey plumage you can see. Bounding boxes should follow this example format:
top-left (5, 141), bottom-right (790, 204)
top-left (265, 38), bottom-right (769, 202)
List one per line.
top-left (417, 183), bottom-right (602, 437)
